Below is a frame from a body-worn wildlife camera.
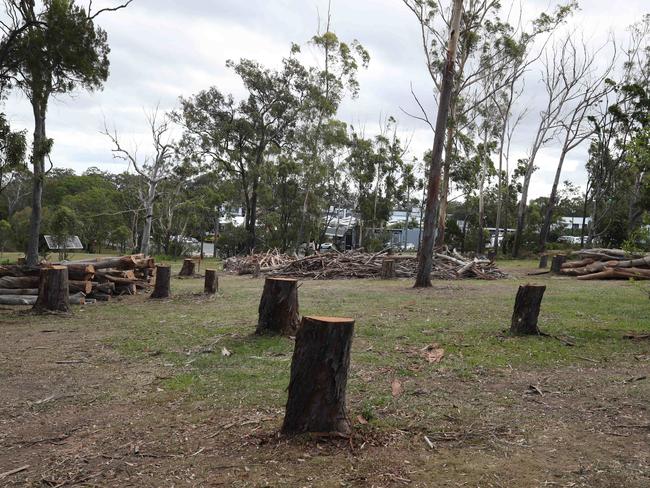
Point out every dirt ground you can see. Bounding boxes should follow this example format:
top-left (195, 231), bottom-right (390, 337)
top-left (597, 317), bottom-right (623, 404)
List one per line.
top-left (1, 263), bottom-right (649, 487)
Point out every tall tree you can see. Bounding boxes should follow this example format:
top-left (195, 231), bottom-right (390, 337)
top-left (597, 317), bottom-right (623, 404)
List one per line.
top-left (414, 0), bottom-right (463, 288)
top-left (12, 0), bottom-right (130, 265)
top-left (104, 108), bottom-right (175, 257)
top-left (178, 50), bottom-right (312, 251)
top-left (537, 36), bottom-right (615, 252)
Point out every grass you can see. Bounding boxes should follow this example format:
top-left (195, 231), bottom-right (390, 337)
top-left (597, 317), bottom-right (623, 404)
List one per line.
top-left (85, 259), bottom-right (649, 413)
top-left (2, 258), bottom-right (650, 486)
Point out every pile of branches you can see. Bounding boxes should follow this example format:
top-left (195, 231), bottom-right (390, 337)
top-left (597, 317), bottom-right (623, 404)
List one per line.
top-left (0, 254), bottom-right (155, 306)
top-left (223, 249), bottom-right (295, 275)
top-left (560, 248), bottom-right (650, 280)
top-left (226, 250), bottom-right (507, 280)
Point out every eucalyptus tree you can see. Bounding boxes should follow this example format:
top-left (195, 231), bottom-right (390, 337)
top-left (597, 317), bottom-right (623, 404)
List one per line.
top-left (537, 36), bottom-right (616, 252)
top-left (402, 0), bottom-right (575, 251)
top-left (104, 108), bottom-right (176, 257)
top-left (412, 0), bottom-right (463, 288)
top-left (11, 0), bottom-right (131, 265)
top-left (294, 11), bottom-right (369, 247)
top-left (178, 49), bottom-right (312, 251)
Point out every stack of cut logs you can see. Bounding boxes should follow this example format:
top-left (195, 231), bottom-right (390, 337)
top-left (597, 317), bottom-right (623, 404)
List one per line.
top-left (0, 254), bottom-right (155, 306)
top-left (225, 250), bottom-right (506, 280)
top-left (560, 249), bottom-right (650, 280)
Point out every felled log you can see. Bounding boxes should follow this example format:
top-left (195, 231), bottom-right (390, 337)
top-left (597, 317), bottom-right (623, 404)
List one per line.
top-left (256, 277), bottom-right (300, 336)
top-left (33, 266), bottom-right (70, 314)
top-left (115, 283), bottom-right (137, 295)
top-left (0, 275), bottom-right (40, 289)
top-left (133, 257), bottom-right (155, 269)
top-left (0, 265), bottom-right (40, 277)
top-left (0, 288), bottom-right (39, 295)
top-left (91, 292), bottom-right (111, 302)
top-left (64, 263), bottom-right (95, 281)
top-left (179, 259), bottom-right (196, 277)
top-left (0, 295), bottom-right (37, 305)
top-left (69, 280), bottom-right (92, 294)
top-left (73, 255), bottom-right (139, 270)
top-left (91, 282), bottom-right (116, 294)
top-left (204, 269), bottom-right (218, 294)
top-left (282, 316), bottom-right (355, 436)
top-left (150, 265), bottom-right (171, 299)
top-left (510, 285), bottom-right (546, 335)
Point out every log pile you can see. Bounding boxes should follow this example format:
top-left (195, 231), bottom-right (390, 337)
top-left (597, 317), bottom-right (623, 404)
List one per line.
top-left (225, 250), bottom-right (507, 280)
top-left (560, 249), bottom-right (650, 280)
top-left (0, 254), bottom-right (155, 306)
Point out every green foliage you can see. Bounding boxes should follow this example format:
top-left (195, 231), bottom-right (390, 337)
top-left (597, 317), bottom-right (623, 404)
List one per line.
top-left (50, 205), bottom-right (79, 258)
top-left (0, 218), bottom-right (10, 254)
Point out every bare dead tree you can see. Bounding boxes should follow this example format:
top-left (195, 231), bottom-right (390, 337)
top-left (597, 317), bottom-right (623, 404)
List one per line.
top-left (103, 107), bottom-right (175, 256)
top-left (537, 35), bottom-right (616, 252)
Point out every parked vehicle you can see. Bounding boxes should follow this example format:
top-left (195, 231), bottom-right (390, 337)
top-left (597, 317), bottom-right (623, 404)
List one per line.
top-left (319, 242), bottom-right (337, 252)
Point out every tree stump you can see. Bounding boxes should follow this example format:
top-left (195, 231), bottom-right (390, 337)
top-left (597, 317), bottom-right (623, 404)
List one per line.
top-left (179, 258), bottom-right (196, 277)
top-left (256, 277), bottom-right (300, 336)
top-left (33, 266), bottom-right (70, 314)
top-left (381, 259), bottom-right (396, 279)
top-left (551, 255), bottom-right (566, 274)
top-left (282, 316), bottom-right (355, 436)
top-left (539, 255), bottom-right (549, 269)
top-left (150, 265), bottom-right (171, 299)
top-left (204, 269), bottom-right (218, 294)
top-left (510, 284), bottom-right (546, 335)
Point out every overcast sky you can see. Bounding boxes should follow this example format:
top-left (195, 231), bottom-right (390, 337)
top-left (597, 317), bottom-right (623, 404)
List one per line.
top-left (4, 0), bottom-right (647, 200)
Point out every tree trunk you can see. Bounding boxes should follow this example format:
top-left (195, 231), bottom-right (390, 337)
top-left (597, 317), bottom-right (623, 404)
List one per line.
top-left (551, 255), bottom-right (567, 274)
top-left (538, 255), bottom-right (549, 269)
top-left (381, 259), bottom-right (396, 279)
top-left (539, 149), bottom-right (568, 252)
top-left (512, 160), bottom-right (534, 258)
top-left (26, 101), bottom-right (47, 266)
top-left (140, 195), bottom-right (154, 256)
top-left (150, 265), bottom-right (171, 299)
top-left (414, 0), bottom-right (463, 288)
top-left (281, 315), bottom-right (355, 436)
top-left (33, 266), bottom-right (71, 314)
top-left (179, 258), bottom-right (196, 277)
top-left (510, 285), bottom-right (546, 335)
top-left (256, 277), bottom-right (300, 336)
top-left (435, 123), bottom-right (456, 247)
top-left (204, 269), bottom-right (218, 294)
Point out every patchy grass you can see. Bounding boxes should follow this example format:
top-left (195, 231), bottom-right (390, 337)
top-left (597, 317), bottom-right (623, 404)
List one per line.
top-left (1, 259), bottom-right (649, 487)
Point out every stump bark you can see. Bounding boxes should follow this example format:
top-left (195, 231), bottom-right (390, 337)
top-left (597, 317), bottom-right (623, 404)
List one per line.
top-left (256, 277), bottom-right (300, 336)
top-left (551, 255), bottom-right (567, 274)
top-left (510, 284), bottom-right (546, 335)
top-left (33, 266), bottom-right (70, 313)
top-left (282, 316), bottom-right (355, 436)
top-left (381, 259), bottom-right (396, 279)
top-left (179, 259), bottom-right (196, 277)
top-left (150, 265), bottom-right (171, 299)
top-left (538, 255), bottom-right (549, 269)
top-left (204, 269), bottom-right (218, 294)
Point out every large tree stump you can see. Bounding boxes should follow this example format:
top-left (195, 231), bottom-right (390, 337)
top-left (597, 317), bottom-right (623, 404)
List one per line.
top-left (179, 258), bottom-right (196, 277)
top-left (150, 265), bottom-right (171, 299)
top-left (282, 316), bottom-right (355, 436)
top-left (551, 255), bottom-right (567, 274)
top-left (256, 277), bottom-right (300, 336)
top-left (538, 255), bottom-right (548, 269)
top-left (381, 259), bottom-right (396, 279)
top-left (510, 284), bottom-right (546, 335)
top-left (204, 269), bottom-right (218, 294)
top-left (33, 266), bottom-right (70, 313)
